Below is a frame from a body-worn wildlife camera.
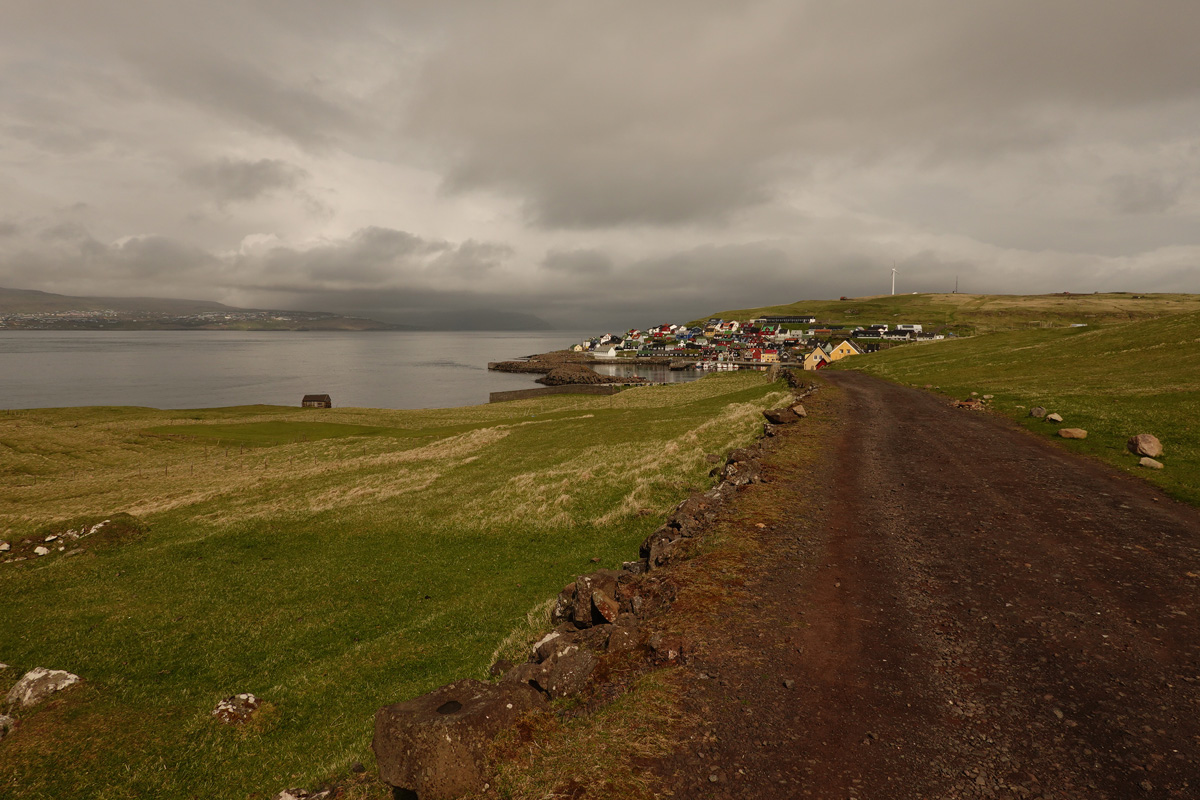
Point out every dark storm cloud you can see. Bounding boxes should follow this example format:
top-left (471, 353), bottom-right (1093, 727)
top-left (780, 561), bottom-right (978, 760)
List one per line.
top-left (183, 158), bottom-right (310, 204)
top-left (541, 248), bottom-right (613, 275)
top-left (140, 55), bottom-right (358, 150)
top-left (411, 1), bottom-right (1200, 228)
top-left (242, 226), bottom-right (512, 287)
top-left (5, 224), bottom-right (217, 292)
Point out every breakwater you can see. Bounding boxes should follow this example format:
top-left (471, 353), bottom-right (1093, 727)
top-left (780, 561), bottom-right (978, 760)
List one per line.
top-left (488, 384), bottom-right (626, 403)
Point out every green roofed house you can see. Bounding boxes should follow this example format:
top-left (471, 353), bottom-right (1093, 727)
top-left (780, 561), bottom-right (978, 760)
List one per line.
top-left (302, 394), bottom-right (332, 408)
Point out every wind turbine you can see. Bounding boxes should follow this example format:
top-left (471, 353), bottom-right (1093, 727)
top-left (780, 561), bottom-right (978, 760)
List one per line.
top-left (891, 265), bottom-right (897, 296)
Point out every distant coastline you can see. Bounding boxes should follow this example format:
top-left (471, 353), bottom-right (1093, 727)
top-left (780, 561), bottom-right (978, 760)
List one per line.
top-left (0, 286), bottom-right (553, 332)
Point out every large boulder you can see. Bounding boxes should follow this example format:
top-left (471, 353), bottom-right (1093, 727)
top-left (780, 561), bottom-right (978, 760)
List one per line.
top-left (1029, 406), bottom-right (1047, 418)
top-left (607, 618), bottom-right (643, 653)
top-left (550, 582), bottom-right (576, 625)
top-left (720, 458), bottom-right (761, 486)
top-left (373, 679), bottom-right (546, 800)
top-left (572, 570), bottom-right (619, 628)
top-left (5, 668), bottom-right (81, 708)
top-left (1127, 434), bottom-right (1163, 458)
top-left (541, 649), bottom-right (597, 698)
top-left (1046, 413), bottom-right (1064, 423)
top-left (763, 407), bottom-right (799, 425)
top-left (640, 525), bottom-right (676, 565)
top-left (1139, 457), bottom-right (1164, 470)
top-left (670, 495), bottom-right (718, 536)
top-left (1058, 428), bottom-right (1087, 440)
top-left (592, 590), bottom-right (620, 624)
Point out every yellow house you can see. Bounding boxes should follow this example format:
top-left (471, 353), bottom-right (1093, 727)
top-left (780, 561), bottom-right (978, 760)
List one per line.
top-left (802, 347), bottom-right (829, 371)
top-left (825, 339), bottom-right (863, 362)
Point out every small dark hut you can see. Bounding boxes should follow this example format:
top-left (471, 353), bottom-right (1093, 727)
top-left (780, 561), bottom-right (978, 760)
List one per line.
top-left (302, 394), bottom-right (332, 408)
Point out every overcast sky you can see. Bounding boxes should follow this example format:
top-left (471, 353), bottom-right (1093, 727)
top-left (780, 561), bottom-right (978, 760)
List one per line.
top-left (2, 1), bottom-right (1199, 329)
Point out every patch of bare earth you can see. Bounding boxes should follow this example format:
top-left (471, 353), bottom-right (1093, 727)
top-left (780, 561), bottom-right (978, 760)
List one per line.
top-left (656, 371), bottom-right (1200, 799)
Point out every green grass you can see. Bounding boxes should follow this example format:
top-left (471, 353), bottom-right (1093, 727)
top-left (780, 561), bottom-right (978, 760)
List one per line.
top-left (0, 373), bottom-right (789, 799)
top-left (694, 291), bottom-right (1200, 335)
top-left (841, 310), bottom-right (1200, 505)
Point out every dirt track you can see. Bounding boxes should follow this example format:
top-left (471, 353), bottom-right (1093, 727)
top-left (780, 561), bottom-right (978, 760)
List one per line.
top-left (661, 372), bottom-right (1200, 799)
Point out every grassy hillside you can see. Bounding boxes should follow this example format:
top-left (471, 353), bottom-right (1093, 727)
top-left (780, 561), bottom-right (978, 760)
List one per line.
top-left (694, 292), bottom-right (1200, 334)
top-left (0, 373), bottom-right (788, 798)
top-left (841, 310), bottom-right (1200, 505)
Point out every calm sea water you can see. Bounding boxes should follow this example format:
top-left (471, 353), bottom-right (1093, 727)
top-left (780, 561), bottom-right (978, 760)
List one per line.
top-left (0, 331), bottom-right (701, 410)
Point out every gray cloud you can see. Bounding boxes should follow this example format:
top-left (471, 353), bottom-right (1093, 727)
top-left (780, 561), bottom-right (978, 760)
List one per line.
top-left (183, 158), bottom-right (309, 204)
top-left (243, 226), bottom-right (512, 288)
top-left (1106, 174), bottom-right (1187, 215)
top-left (410, 1), bottom-right (1200, 228)
top-left (541, 248), bottom-right (613, 275)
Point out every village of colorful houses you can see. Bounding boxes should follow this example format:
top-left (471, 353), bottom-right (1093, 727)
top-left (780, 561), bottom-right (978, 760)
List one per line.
top-left (572, 314), bottom-right (948, 370)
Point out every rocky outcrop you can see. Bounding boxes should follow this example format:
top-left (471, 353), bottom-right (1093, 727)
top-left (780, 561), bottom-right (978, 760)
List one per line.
top-left (2, 515), bottom-right (147, 566)
top-left (212, 693), bottom-right (262, 724)
top-left (536, 363), bottom-right (645, 386)
top-left (489, 350), bottom-right (602, 374)
top-left (373, 679), bottom-right (546, 800)
top-left (5, 667), bottom-right (81, 708)
top-left (1127, 434), bottom-right (1163, 458)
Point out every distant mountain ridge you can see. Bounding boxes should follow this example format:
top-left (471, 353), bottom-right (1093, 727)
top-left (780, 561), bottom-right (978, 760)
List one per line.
top-left (0, 287), bottom-right (404, 331)
top-left (0, 287), bottom-right (239, 314)
top-left (0, 287), bottom-right (554, 331)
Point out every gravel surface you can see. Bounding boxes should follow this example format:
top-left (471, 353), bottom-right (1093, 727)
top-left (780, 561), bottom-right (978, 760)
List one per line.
top-left (660, 372), bottom-right (1200, 799)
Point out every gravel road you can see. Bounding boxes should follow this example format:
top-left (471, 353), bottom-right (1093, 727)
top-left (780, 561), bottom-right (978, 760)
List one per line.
top-left (662, 372), bottom-right (1200, 799)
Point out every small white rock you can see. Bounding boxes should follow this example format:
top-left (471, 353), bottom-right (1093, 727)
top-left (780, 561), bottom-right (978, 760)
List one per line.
top-left (1046, 413), bottom-right (1064, 423)
top-left (0, 542), bottom-right (10, 552)
top-left (33, 546), bottom-right (50, 557)
top-left (44, 534), bottom-right (58, 543)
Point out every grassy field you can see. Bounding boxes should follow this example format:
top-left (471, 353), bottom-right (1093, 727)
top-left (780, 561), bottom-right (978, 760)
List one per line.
top-left (695, 292), bottom-right (1200, 334)
top-left (0, 372), bottom-right (788, 799)
top-left (840, 310), bottom-right (1200, 505)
